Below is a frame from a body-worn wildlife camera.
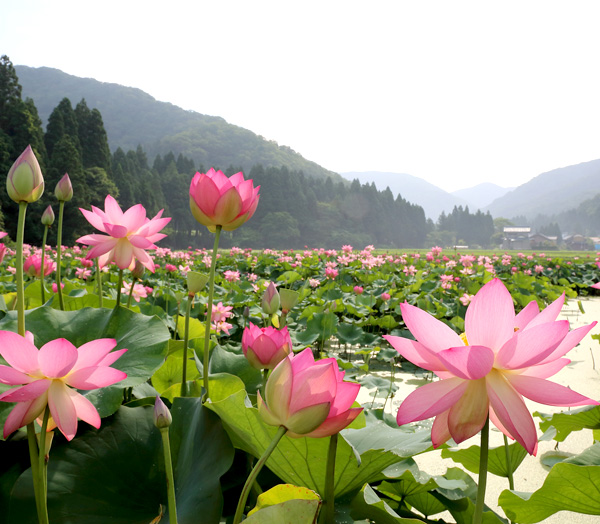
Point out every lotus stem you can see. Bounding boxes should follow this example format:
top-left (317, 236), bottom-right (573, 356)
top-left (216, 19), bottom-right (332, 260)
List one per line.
top-left (56, 200), bottom-right (65, 311)
top-left (202, 225), bottom-right (222, 401)
top-left (126, 278), bottom-right (136, 308)
top-left (233, 425), bottom-right (287, 524)
top-left (96, 258), bottom-right (103, 308)
top-left (36, 407), bottom-right (50, 524)
top-left (160, 427), bottom-right (179, 524)
top-left (472, 417), bottom-right (490, 524)
top-left (116, 269), bottom-right (124, 307)
top-left (181, 294), bottom-right (193, 397)
top-left (319, 432), bottom-right (338, 524)
top-left (40, 225), bottom-right (49, 303)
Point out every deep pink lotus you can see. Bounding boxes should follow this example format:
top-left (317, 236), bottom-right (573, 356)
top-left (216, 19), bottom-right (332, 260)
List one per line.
top-left (258, 348), bottom-right (362, 438)
top-left (189, 168), bottom-right (259, 232)
top-left (242, 323), bottom-right (292, 370)
top-left (77, 195), bottom-right (170, 272)
top-left (384, 278), bottom-right (598, 455)
top-left (0, 331), bottom-right (127, 440)
top-left (23, 254), bottom-right (55, 277)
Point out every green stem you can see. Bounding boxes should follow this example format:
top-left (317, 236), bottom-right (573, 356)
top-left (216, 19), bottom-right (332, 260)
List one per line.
top-left (56, 200), bottom-right (65, 311)
top-left (16, 202), bottom-right (28, 336)
top-left (472, 417), bottom-right (490, 524)
top-left (40, 225), bottom-right (48, 303)
top-left (202, 225), bottom-right (222, 401)
top-left (126, 278), bottom-right (136, 308)
top-left (116, 269), bottom-right (124, 307)
top-left (27, 423), bottom-right (42, 520)
top-left (36, 407), bottom-right (50, 524)
top-left (233, 426), bottom-right (287, 524)
top-left (96, 258), bottom-right (103, 308)
top-left (261, 369), bottom-right (269, 400)
top-left (160, 428), bottom-right (178, 524)
top-left (180, 294), bottom-right (193, 397)
top-left (319, 433), bottom-right (338, 524)
top-left (503, 434), bottom-right (515, 491)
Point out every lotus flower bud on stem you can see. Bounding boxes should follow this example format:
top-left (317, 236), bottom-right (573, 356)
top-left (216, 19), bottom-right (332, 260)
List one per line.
top-left (54, 173), bottom-right (73, 202)
top-left (6, 145), bottom-right (44, 203)
top-left (41, 205), bottom-right (55, 226)
top-left (261, 282), bottom-right (280, 315)
top-left (154, 396), bottom-right (172, 429)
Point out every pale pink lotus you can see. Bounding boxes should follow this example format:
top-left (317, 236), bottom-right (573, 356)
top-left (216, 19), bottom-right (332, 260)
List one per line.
top-left (242, 323), bottom-right (292, 370)
top-left (258, 348), bottom-right (362, 438)
top-left (77, 195), bottom-right (170, 272)
top-left (0, 331), bottom-right (127, 440)
top-left (384, 278), bottom-right (598, 455)
top-left (189, 168), bottom-right (260, 232)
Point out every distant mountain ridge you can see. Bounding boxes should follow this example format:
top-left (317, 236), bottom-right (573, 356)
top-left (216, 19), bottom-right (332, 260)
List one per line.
top-left (452, 183), bottom-right (514, 210)
top-left (340, 171), bottom-right (471, 219)
top-left (15, 65), bottom-right (341, 181)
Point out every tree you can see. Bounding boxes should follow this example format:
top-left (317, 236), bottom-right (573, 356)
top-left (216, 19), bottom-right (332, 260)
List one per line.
top-left (75, 100), bottom-right (112, 174)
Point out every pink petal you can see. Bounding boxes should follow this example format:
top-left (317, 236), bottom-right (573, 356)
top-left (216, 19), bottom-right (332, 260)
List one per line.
top-left (431, 410), bottom-right (452, 448)
top-left (38, 339), bottom-right (78, 378)
top-left (48, 380), bottom-right (78, 440)
top-left (496, 321), bottom-right (569, 369)
top-left (265, 356), bottom-right (293, 421)
top-left (0, 365), bottom-right (35, 385)
top-left (383, 335), bottom-right (446, 371)
top-left (301, 407), bottom-right (363, 438)
top-left (71, 339), bottom-right (118, 371)
top-left (328, 381), bottom-right (361, 415)
top-left (465, 279), bottom-right (515, 350)
top-left (131, 247), bottom-right (156, 272)
top-left (96, 348), bottom-right (127, 367)
top-left (486, 370), bottom-right (538, 455)
top-left (396, 377), bottom-right (468, 425)
top-left (128, 235), bottom-right (154, 249)
top-left (400, 303), bottom-right (463, 352)
top-left (288, 348), bottom-right (317, 374)
top-left (189, 198), bottom-right (215, 228)
top-left (0, 379), bottom-right (51, 402)
top-left (190, 174), bottom-right (220, 215)
top-left (289, 362), bottom-right (336, 414)
top-left (228, 172), bottom-right (245, 187)
top-left (85, 238), bottom-right (118, 259)
top-left (79, 208), bottom-right (107, 232)
top-left (448, 379), bottom-right (489, 443)
top-left (65, 366), bottom-right (127, 390)
top-left (137, 216), bottom-right (171, 238)
top-left (213, 186), bottom-right (243, 226)
top-left (67, 389), bottom-right (101, 429)
top-left (525, 293), bottom-right (565, 329)
top-left (3, 393), bottom-right (48, 438)
top-left (120, 204), bottom-right (147, 232)
top-left (0, 330), bottom-right (40, 374)
top-left (113, 239), bottom-right (134, 269)
top-left (514, 300), bottom-right (539, 331)
top-left (103, 195), bottom-right (124, 223)
top-left (103, 223), bottom-right (129, 238)
top-left (537, 322), bottom-right (597, 365)
top-left (436, 345), bottom-right (495, 380)
top-left (505, 374), bottom-right (599, 407)
top-left (520, 358), bottom-right (570, 378)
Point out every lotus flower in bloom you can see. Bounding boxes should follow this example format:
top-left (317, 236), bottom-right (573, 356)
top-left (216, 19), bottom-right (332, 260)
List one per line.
top-left (0, 332), bottom-right (127, 440)
top-left (258, 348), bottom-right (362, 438)
top-left (77, 195), bottom-right (171, 272)
top-left (242, 323), bottom-right (292, 370)
top-left (384, 278), bottom-right (598, 455)
top-left (24, 254), bottom-right (55, 278)
top-left (189, 168), bottom-right (260, 232)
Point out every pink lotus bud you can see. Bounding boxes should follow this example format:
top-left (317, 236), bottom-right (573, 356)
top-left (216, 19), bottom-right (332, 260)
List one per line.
top-left (353, 286), bottom-right (364, 294)
top-left (242, 323), bottom-right (292, 370)
top-left (257, 348), bottom-right (363, 438)
top-left (41, 205), bottom-right (55, 226)
top-left (381, 292), bottom-right (391, 301)
top-left (189, 168), bottom-right (260, 232)
top-left (6, 145), bottom-right (45, 203)
top-left (54, 173), bottom-right (73, 201)
top-left (261, 282), bottom-right (280, 314)
top-left (154, 395), bottom-right (172, 429)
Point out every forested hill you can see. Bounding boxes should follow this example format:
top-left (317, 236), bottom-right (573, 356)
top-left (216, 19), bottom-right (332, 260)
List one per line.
top-left (15, 65), bottom-right (341, 182)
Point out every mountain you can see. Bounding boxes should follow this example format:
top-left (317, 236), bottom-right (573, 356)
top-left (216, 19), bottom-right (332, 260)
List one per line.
top-left (452, 183), bottom-right (513, 210)
top-left (14, 65), bottom-right (341, 181)
top-left (340, 171), bottom-right (469, 219)
top-left (484, 159), bottom-right (600, 219)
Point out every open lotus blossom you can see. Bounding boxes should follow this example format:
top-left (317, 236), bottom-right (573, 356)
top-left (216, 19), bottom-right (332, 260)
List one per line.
top-left (0, 331), bottom-right (127, 440)
top-left (384, 278), bottom-right (598, 455)
top-left (77, 195), bottom-right (171, 272)
top-left (242, 323), bottom-right (292, 370)
top-left (24, 254), bottom-right (56, 278)
top-left (189, 168), bottom-right (260, 232)
top-left (258, 348), bottom-right (362, 438)
top-left (121, 281), bottom-right (148, 302)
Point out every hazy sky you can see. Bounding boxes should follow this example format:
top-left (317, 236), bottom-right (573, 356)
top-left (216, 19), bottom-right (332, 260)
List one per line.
top-left (2, 1), bottom-right (600, 192)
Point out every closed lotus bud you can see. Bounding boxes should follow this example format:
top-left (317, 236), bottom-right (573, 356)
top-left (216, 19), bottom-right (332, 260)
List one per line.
top-left (279, 288), bottom-right (299, 314)
top-left (131, 260), bottom-right (145, 279)
top-left (54, 173), bottom-right (73, 202)
top-left (154, 395), bottom-right (172, 429)
top-left (41, 205), bottom-right (55, 226)
top-left (261, 282), bottom-right (280, 314)
top-left (187, 271), bottom-right (209, 295)
top-left (6, 145), bottom-right (45, 203)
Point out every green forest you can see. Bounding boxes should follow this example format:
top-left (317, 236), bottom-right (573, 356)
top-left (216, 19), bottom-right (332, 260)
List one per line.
top-left (2, 56), bottom-right (498, 249)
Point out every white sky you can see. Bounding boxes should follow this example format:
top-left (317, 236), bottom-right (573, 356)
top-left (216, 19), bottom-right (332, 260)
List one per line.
top-left (2, 0), bottom-right (600, 192)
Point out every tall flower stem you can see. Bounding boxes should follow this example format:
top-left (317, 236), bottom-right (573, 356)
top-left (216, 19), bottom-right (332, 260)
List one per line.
top-left (473, 417), bottom-right (490, 524)
top-left (96, 258), bottom-right (103, 308)
top-left (126, 278), bottom-right (136, 308)
top-left (261, 369), bottom-right (269, 400)
top-left (27, 424), bottom-right (42, 519)
top-left (15, 202), bottom-right (28, 335)
top-left (503, 434), bottom-right (515, 524)
top-left (160, 427), bottom-right (178, 524)
top-left (233, 426), bottom-right (287, 524)
top-left (116, 269), bottom-right (124, 307)
top-left (180, 294), bottom-right (193, 397)
top-left (55, 200), bottom-right (65, 311)
top-left (202, 225), bottom-right (222, 401)
top-left (36, 407), bottom-right (50, 524)
top-left (40, 225), bottom-right (49, 303)
top-left (319, 433), bottom-right (339, 524)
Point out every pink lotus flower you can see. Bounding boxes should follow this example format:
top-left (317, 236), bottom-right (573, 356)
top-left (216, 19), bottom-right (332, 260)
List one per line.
top-left (384, 279), bottom-right (598, 455)
top-left (353, 286), bottom-right (364, 294)
top-left (121, 281), bottom-right (148, 302)
top-left (52, 282), bottom-right (65, 293)
top-left (23, 254), bottom-right (55, 278)
top-left (77, 195), bottom-right (171, 272)
top-left (381, 292), bottom-right (391, 301)
top-left (242, 323), bottom-right (292, 370)
top-left (0, 244), bottom-right (6, 264)
top-left (189, 168), bottom-right (260, 232)
top-left (212, 302), bottom-right (233, 323)
top-left (224, 270), bottom-right (240, 282)
top-left (0, 332), bottom-right (127, 440)
top-left (258, 348), bottom-right (363, 438)
top-left (75, 267), bottom-right (92, 280)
